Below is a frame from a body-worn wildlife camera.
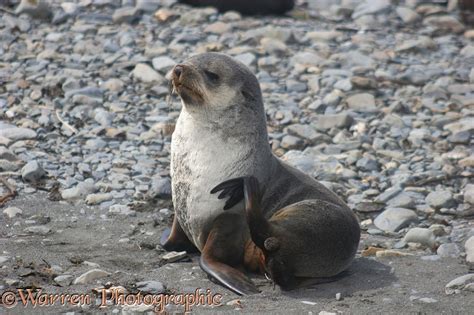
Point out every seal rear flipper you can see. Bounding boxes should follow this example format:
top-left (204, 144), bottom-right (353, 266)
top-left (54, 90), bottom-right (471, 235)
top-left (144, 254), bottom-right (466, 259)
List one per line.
top-left (210, 177), bottom-right (244, 210)
top-left (211, 176), bottom-right (272, 248)
top-left (200, 254), bottom-right (260, 295)
top-left (160, 216), bottom-right (198, 253)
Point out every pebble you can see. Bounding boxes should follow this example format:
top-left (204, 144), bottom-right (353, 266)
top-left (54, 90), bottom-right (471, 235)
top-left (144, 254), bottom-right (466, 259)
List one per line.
top-left (24, 226), bottom-right (51, 236)
top-left (21, 161), bottom-right (46, 183)
top-left (152, 56), bottom-right (176, 73)
top-left (136, 280), bottom-right (166, 294)
top-left (313, 113), bottom-right (354, 131)
top-left (464, 236), bottom-right (474, 266)
top-left (73, 269), bottom-right (110, 285)
top-left (346, 93), bottom-right (377, 112)
top-left (109, 204), bottom-right (135, 216)
top-left (54, 275), bottom-right (74, 286)
top-left (0, 125), bottom-right (37, 141)
top-left (437, 243), bottom-right (461, 258)
top-left (85, 193), bottom-right (113, 205)
top-left (61, 179), bottom-right (97, 201)
top-left (425, 190), bottom-right (455, 209)
top-left (3, 207), bottom-right (23, 219)
top-left (132, 63), bottom-right (164, 83)
top-left (162, 251), bottom-right (188, 263)
top-left (0, 256), bottom-right (10, 266)
top-left (402, 228), bottom-right (436, 249)
top-left (374, 208), bottom-right (418, 233)
top-left (463, 184), bottom-right (474, 205)
top-left (396, 7), bottom-right (419, 24)
top-left (445, 274), bottom-right (474, 294)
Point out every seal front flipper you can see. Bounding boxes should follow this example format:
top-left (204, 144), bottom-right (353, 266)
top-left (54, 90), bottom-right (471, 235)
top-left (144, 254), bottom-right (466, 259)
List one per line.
top-left (160, 216), bottom-right (198, 253)
top-left (200, 254), bottom-right (260, 295)
top-left (200, 213), bottom-right (260, 295)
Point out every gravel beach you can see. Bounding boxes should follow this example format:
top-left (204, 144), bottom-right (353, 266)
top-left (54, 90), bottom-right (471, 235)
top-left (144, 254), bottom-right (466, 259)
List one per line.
top-left (0, 0), bottom-right (473, 314)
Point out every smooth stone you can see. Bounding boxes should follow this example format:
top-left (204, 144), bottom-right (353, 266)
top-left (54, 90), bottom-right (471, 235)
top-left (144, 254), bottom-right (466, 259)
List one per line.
top-left (136, 281), bottom-right (166, 294)
top-left (425, 190), bottom-right (455, 209)
top-left (387, 192), bottom-right (415, 209)
top-left (73, 269), bottom-right (110, 285)
top-left (234, 53), bottom-right (256, 67)
top-left (375, 185), bottom-right (402, 203)
top-left (150, 177), bottom-right (172, 198)
top-left (437, 243), bottom-right (461, 258)
top-left (132, 63), bottom-right (164, 83)
top-left (281, 135), bottom-right (304, 150)
top-left (445, 274), bottom-right (474, 294)
top-left (21, 161), bottom-right (46, 182)
top-left (423, 15), bottom-right (465, 34)
top-left (112, 7), bottom-right (141, 24)
top-left (464, 236), bottom-right (474, 266)
top-left (287, 124), bottom-right (322, 142)
top-left (54, 275), bottom-right (74, 286)
top-left (356, 156), bottom-right (379, 172)
top-left (15, 0), bottom-right (53, 20)
top-left (396, 6), bottom-right (419, 23)
top-left (162, 251), bottom-right (188, 263)
top-left (204, 21), bottom-right (231, 34)
top-left (464, 184), bottom-right (474, 204)
top-left (313, 113), bottom-right (354, 131)
top-left (3, 207), bottom-right (23, 219)
top-left (291, 52), bottom-right (323, 67)
top-left (0, 256), bottom-right (10, 265)
top-left (374, 208), bottom-right (418, 232)
top-left (85, 193), bottom-right (113, 205)
top-left (0, 147), bottom-right (18, 161)
top-left (61, 179), bottom-right (97, 200)
top-left (0, 160), bottom-right (20, 171)
top-left (403, 228), bottom-right (436, 248)
top-left (152, 56), bottom-right (176, 73)
top-left (346, 93), bottom-right (377, 112)
top-left (103, 79), bottom-right (124, 92)
top-left (352, 0), bottom-right (391, 19)
top-left (109, 204), bottom-right (135, 216)
top-left (0, 126), bottom-right (37, 141)
top-left (24, 226), bottom-right (51, 235)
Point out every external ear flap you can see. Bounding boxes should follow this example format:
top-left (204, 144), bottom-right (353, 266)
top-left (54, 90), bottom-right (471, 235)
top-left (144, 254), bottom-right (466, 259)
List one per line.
top-left (264, 237), bottom-right (280, 252)
top-left (241, 89), bottom-right (256, 101)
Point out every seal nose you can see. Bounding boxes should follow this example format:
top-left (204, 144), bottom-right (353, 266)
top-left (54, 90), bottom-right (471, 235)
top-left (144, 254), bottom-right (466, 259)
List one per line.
top-left (174, 65), bottom-right (183, 79)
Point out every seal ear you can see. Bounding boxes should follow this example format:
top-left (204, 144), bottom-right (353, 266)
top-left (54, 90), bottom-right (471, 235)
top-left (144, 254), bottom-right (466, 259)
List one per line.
top-left (264, 237), bottom-right (280, 252)
top-left (241, 89), bottom-right (256, 101)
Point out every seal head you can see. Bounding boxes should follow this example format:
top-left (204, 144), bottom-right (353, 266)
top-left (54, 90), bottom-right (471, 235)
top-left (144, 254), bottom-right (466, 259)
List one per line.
top-left (170, 53), bottom-right (262, 111)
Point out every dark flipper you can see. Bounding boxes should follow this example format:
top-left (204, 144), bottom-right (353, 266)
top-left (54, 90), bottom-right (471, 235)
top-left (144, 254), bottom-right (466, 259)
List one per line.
top-left (200, 255), bottom-right (260, 295)
top-left (210, 177), bottom-right (244, 210)
top-left (211, 176), bottom-right (271, 249)
top-left (160, 216), bottom-right (198, 253)
top-left (200, 213), bottom-right (260, 295)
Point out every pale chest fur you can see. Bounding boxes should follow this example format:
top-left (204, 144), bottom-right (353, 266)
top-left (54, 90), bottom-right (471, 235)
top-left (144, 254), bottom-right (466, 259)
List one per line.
top-left (171, 110), bottom-right (261, 250)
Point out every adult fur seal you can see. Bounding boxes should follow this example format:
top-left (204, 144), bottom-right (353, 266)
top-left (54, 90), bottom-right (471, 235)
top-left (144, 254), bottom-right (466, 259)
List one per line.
top-left (178, 0), bottom-right (294, 15)
top-left (161, 52), bottom-right (360, 295)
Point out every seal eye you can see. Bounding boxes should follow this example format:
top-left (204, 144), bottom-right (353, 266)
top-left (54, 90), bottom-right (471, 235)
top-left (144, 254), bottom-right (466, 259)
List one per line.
top-left (204, 70), bottom-right (219, 82)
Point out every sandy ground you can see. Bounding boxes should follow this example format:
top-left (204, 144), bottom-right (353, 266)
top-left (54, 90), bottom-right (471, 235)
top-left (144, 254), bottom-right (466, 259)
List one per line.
top-left (1, 192), bottom-right (473, 314)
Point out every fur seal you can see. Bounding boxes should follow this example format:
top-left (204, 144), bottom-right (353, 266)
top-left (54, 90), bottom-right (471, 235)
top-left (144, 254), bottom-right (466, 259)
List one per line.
top-left (178, 0), bottom-right (295, 15)
top-left (161, 52), bottom-right (360, 295)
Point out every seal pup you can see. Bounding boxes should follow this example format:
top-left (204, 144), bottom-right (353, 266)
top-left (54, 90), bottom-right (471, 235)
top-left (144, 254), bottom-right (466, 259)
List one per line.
top-left (178, 0), bottom-right (295, 15)
top-left (161, 52), bottom-right (360, 295)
